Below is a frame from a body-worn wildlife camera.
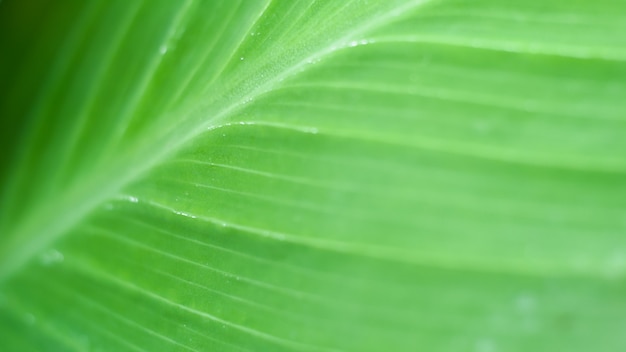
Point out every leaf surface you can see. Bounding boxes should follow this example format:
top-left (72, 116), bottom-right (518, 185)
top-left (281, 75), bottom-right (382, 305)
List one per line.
top-left (1, 0), bottom-right (626, 351)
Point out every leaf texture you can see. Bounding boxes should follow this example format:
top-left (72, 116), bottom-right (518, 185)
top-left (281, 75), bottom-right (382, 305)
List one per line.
top-left (1, 0), bottom-right (626, 351)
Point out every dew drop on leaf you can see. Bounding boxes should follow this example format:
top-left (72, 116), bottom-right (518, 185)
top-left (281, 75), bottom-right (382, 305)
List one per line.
top-left (39, 249), bottom-right (64, 266)
top-left (475, 338), bottom-right (496, 352)
top-left (24, 313), bottom-right (36, 326)
top-left (515, 293), bottom-right (536, 312)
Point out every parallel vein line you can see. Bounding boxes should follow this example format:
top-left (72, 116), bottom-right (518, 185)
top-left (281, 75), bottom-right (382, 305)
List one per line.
top-left (68, 254), bottom-right (343, 352)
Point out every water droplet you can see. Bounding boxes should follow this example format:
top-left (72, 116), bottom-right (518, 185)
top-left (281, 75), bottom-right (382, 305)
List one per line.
top-left (128, 196), bottom-right (138, 203)
top-left (606, 251), bottom-right (626, 277)
top-left (473, 121), bottom-right (491, 134)
top-left (78, 335), bottom-right (91, 350)
top-left (349, 40), bottom-right (358, 47)
top-left (40, 249), bottom-right (64, 266)
top-left (174, 210), bottom-right (197, 219)
top-left (240, 57), bottom-right (244, 61)
top-left (159, 45), bottom-right (168, 55)
top-left (516, 293), bottom-right (536, 311)
top-left (303, 126), bottom-right (319, 134)
top-left (25, 313), bottom-right (36, 325)
top-left (475, 338), bottom-right (496, 352)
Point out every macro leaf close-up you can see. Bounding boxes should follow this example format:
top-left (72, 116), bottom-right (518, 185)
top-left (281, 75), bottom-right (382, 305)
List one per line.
top-left (1, 0), bottom-right (626, 351)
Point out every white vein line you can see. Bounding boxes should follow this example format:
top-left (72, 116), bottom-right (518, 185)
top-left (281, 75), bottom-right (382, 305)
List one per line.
top-left (90, 221), bottom-right (420, 334)
top-left (91, 214), bottom-right (437, 322)
top-left (157, 176), bottom-right (425, 224)
top-left (210, 145), bottom-right (625, 213)
top-left (0, 294), bottom-right (87, 351)
top-left (81, 321), bottom-right (147, 352)
top-left (96, 237), bottom-right (332, 323)
top-left (27, 287), bottom-right (148, 352)
top-left (115, 214), bottom-right (369, 286)
top-left (211, 117), bottom-right (626, 175)
top-left (164, 158), bottom-right (582, 216)
top-left (178, 0), bottom-right (436, 142)
top-left (68, 253), bottom-right (343, 352)
top-left (104, 0), bottom-right (198, 152)
top-left (146, 163), bottom-right (615, 234)
top-left (74, 270), bottom-right (249, 352)
top-left (48, 2), bottom-right (146, 196)
top-left (169, 158), bottom-right (353, 191)
top-left (220, 144), bottom-right (453, 183)
top-left (87, 224), bottom-right (335, 305)
top-left (240, 1), bottom-right (350, 66)
top-left (274, 80), bottom-right (617, 121)
top-left (37, 273), bottom-right (200, 352)
top-left (95, 215), bottom-right (457, 320)
top-left (54, 269), bottom-right (247, 352)
top-left (119, 196), bottom-right (613, 279)
top-left (417, 8), bottom-right (624, 26)
top-left (372, 34), bottom-right (626, 61)
top-left (149, 265), bottom-right (343, 333)
top-left (91, 217), bottom-right (396, 314)
top-left (149, 267), bottom-right (297, 320)
top-left (161, 159), bottom-right (512, 220)
top-left (205, 0), bottom-right (274, 87)
top-left (200, 120), bottom-right (626, 174)
top-left (0, 0), bottom-right (436, 281)
top-left (234, 1), bottom-right (306, 60)
top-left (161, 158), bottom-right (417, 214)
top-left (0, 1), bottom-right (103, 232)
top-left (113, 197), bottom-right (418, 264)
top-left (168, 1), bottom-right (243, 105)
top-left (160, 176), bottom-right (339, 214)
top-left (30, 285), bottom-right (148, 352)
top-left (269, 90), bottom-right (604, 123)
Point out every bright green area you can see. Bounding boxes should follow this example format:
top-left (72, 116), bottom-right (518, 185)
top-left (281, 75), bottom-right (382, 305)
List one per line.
top-left (1, 0), bottom-right (626, 351)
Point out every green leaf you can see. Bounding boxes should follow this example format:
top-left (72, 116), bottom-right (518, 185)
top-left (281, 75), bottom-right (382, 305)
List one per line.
top-left (1, 0), bottom-right (626, 350)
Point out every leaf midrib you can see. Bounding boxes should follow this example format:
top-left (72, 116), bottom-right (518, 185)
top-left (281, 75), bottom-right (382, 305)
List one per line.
top-left (0, 0), bottom-right (435, 282)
